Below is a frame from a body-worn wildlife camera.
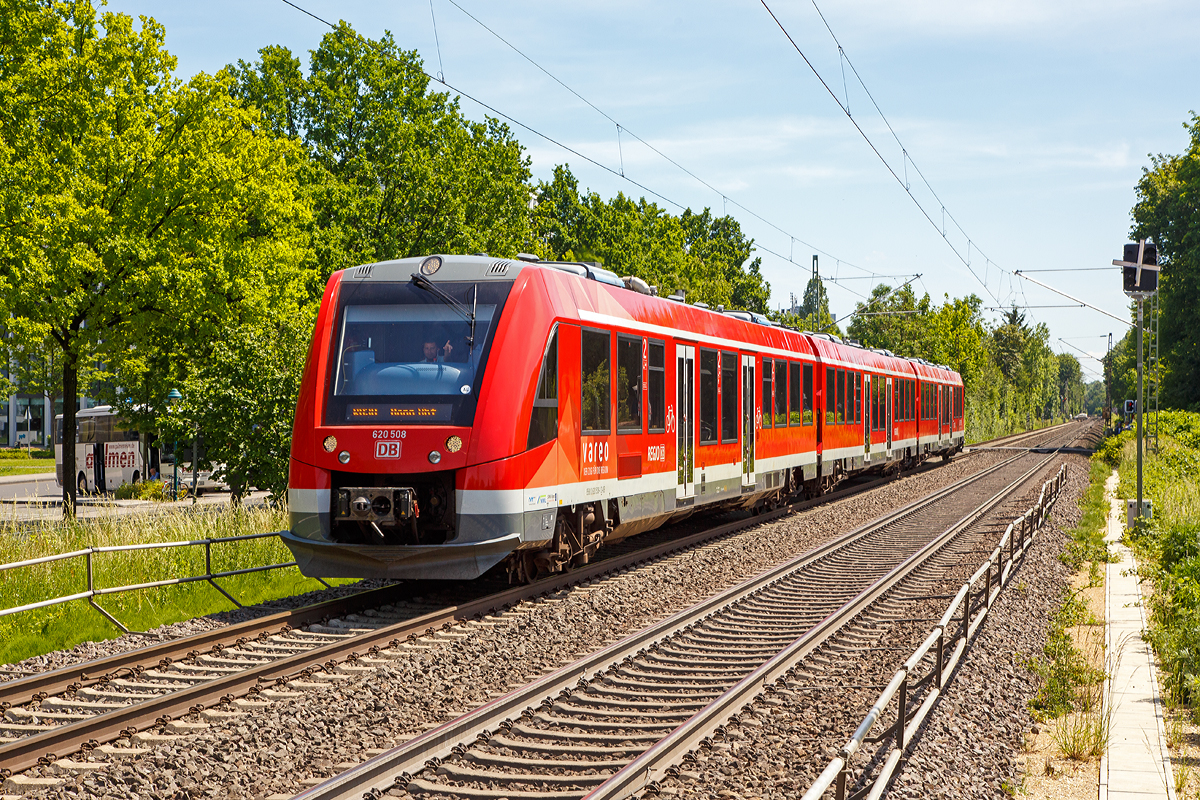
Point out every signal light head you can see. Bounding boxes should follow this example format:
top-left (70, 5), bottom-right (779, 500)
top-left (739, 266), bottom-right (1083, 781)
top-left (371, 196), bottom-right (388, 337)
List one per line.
top-left (420, 255), bottom-right (443, 276)
top-left (323, 435), bottom-right (337, 452)
top-left (444, 435), bottom-right (462, 453)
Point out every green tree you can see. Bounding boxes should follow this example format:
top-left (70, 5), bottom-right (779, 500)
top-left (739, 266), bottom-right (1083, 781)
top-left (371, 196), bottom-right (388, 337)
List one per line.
top-left (231, 24), bottom-right (534, 277)
top-left (0, 1), bottom-right (309, 512)
top-left (162, 310), bottom-right (314, 502)
top-left (529, 165), bottom-right (771, 313)
top-left (1132, 112), bottom-right (1200, 411)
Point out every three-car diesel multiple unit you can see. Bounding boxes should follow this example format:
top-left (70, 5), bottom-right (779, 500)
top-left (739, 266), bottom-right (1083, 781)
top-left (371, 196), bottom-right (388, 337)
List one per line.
top-left (283, 254), bottom-right (965, 582)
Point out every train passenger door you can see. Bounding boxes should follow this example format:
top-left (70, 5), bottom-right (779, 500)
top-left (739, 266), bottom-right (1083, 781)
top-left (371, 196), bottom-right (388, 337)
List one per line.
top-left (741, 354), bottom-right (755, 488)
top-left (886, 377), bottom-right (893, 456)
top-left (676, 344), bottom-right (695, 500)
top-left (863, 374), bottom-right (872, 463)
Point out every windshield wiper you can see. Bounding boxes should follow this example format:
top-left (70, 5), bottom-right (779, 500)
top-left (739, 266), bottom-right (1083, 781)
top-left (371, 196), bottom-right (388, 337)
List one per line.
top-left (411, 272), bottom-right (476, 349)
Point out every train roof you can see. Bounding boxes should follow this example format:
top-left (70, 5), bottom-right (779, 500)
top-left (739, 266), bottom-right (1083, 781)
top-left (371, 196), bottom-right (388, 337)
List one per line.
top-left (337, 254), bottom-right (961, 383)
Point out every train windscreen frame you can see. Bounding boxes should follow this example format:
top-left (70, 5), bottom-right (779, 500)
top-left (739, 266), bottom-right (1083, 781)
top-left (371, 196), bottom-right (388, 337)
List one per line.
top-left (324, 279), bottom-right (514, 426)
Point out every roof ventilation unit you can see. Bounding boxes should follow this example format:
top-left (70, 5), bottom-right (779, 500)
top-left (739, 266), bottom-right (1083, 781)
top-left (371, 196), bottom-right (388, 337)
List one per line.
top-left (621, 275), bottom-right (654, 296)
top-left (516, 253), bottom-right (540, 263)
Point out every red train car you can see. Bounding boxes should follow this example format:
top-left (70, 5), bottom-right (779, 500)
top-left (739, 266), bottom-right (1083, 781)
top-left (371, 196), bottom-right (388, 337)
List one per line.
top-left (283, 254), bottom-right (964, 581)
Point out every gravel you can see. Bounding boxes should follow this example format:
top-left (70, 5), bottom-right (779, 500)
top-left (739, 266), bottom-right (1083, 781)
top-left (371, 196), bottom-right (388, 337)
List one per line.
top-left (16, 446), bottom-right (1060, 800)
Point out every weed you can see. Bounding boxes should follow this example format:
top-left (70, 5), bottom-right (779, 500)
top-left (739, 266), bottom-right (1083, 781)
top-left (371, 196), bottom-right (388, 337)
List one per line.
top-left (1049, 710), bottom-right (1111, 761)
top-left (1174, 759), bottom-right (1190, 795)
top-left (1028, 588), bottom-right (1106, 720)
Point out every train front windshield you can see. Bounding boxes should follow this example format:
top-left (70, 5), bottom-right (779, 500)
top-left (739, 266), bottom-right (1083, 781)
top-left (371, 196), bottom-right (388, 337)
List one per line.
top-left (326, 280), bottom-right (512, 426)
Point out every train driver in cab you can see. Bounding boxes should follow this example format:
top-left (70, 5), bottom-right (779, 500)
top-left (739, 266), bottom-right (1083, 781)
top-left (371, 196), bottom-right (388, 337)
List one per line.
top-left (421, 339), bottom-right (454, 363)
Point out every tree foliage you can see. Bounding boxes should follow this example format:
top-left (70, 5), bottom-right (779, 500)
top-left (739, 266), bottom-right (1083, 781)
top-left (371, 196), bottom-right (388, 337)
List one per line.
top-left (529, 165), bottom-right (771, 313)
top-left (1132, 112), bottom-right (1200, 411)
top-left (0, 0), bottom-right (309, 512)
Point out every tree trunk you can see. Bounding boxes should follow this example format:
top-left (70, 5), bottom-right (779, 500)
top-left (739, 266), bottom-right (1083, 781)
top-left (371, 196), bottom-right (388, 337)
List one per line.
top-left (61, 354), bottom-right (77, 518)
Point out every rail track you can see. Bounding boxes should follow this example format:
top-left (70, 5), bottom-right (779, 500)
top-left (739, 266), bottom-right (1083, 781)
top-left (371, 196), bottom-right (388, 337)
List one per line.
top-left (0, 422), bottom-right (1084, 781)
top-left (293, 424), bottom-right (1084, 800)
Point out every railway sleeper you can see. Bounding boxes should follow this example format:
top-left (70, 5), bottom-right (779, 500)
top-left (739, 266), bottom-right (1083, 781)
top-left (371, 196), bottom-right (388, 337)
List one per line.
top-left (561, 693), bottom-right (711, 712)
top-left (612, 666), bottom-right (734, 687)
top-left (588, 683), bottom-right (715, 701)
top-left (532, 712), bottom-right (677, 733)
top-left (462, 751), bottom-right (631, 771)
top-left (638, 651), bottom-right (769, 670)
top-left (404, 776), bottom-right (588, 800)
top-left (659, 639), bottom-right (783, 657)
top-left (485, 734), bottom-right (641, 758)
top-left (431, 763), bottom-right (614, 785)
top-left (549, 700), bottom-right (694, 721)
top-left (508, 722), bottom-right (664, 745)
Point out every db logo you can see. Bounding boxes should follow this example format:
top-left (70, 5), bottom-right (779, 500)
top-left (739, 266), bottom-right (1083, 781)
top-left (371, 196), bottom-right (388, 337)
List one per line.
top-left (375, 441), bottom-right (402, 459)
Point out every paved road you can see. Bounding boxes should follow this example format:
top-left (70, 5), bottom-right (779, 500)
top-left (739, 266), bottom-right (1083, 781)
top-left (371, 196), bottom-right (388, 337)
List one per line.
top-left (0, 473), bottom-right (59, 501)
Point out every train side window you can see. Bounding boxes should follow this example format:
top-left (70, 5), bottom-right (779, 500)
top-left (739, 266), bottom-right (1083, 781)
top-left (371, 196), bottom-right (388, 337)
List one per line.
top-left (774, 360), bottom-right (787, 427)
top-left (699, 349), bottom-right (718, 444)
top-left (802, 364), bottom-right (813, 425)
top-left (581, 328), bottom-right (611, 435)
top-left (789, 361), bottom-right (802, 425)
top-left (527, 327), bottom-right (559, 450)
top-left (853, 372), bottom-right (862, 424)
top-left (763, 359), bottom-right (774, 428)
top-left (648, 340), bottom-right (665, 432)
top-left (825, 367), bottom-right (835, 425)
top-left (908, 380), bottom-right (914, 421)
top-left (616, 335), bottom-right (642, 433)
top-left (720, 352), bottom-right (738, 443)
top-left (840, 369), bottom-right (849, 424)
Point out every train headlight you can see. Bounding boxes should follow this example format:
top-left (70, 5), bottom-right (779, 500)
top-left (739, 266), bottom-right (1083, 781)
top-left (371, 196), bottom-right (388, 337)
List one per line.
top-left (338, 450), bottom-right (351, 464)
top-left (444, 435), bottom-right (462, 453)
top-left (428, 450), bottom-right (442, 464)
top-left (323, 435), bottom-right (337, 452)
top-left (420, 255), bottom-right (443, 276)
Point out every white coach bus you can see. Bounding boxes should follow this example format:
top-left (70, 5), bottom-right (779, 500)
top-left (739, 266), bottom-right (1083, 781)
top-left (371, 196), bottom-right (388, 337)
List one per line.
top-left (54, 406), bottom-right (225, 496)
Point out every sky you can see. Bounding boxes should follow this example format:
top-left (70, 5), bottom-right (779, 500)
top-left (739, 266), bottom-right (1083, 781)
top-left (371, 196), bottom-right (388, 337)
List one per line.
top-left (101, 0), bottom-right (1200, 381)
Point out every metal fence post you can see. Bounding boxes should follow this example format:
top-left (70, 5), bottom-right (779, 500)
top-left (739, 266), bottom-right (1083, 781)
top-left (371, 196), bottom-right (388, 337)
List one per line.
top-left (935, 628), bottom-right (944, 688)
top-left (985, 559), bottom-right (993, 607)
top-left (836, 764), bottom-right (848, 800)
top-left (896, 674), bottom-right (908, 748)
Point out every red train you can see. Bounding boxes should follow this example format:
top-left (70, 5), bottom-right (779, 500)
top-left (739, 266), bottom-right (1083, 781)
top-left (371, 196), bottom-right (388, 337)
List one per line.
top-left (284, 254), bottom-right (965, 581)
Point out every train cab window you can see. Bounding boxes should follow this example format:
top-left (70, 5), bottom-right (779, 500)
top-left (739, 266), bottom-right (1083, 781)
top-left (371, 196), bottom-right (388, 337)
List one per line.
top-left (836, 369), bottom-right (846, 424)
top-left (527, 327), bottom-right (559, 450)
top-left (825, 367), bottom-right (835, 425)
top-left (721, 352), bottom-right (738, 443)
top-left (774, 361), bottom-right (787, 427)
top-left (648, 340), bottom-right (666, 432)
top-left (802, 364), bottom-right (814, 425)
top-left (699, 349), bottom-right (718, 444)
top-left (763, 359), bottom-right (774, 428)
top-left (789, 362), bottom-right (802, 425)
top-left (581, 328), bottom-right (611, 435)
top-left (616, 335), bottom-right (642, 433)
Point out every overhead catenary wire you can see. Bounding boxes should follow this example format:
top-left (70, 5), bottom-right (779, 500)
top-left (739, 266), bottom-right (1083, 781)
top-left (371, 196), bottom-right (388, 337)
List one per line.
top-left (432, 0), bottom-right (895, 282)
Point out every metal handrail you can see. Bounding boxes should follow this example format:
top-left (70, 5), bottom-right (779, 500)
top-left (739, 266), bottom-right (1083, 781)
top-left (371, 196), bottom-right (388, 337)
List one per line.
top-left (803, 463), bottom-right (1067, 800)
top-left (0, 530), bottom-right (302, 632)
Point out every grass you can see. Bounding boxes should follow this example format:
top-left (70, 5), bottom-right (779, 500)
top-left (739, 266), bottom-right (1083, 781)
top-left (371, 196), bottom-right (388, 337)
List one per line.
top-left (0, 502), bottom-right (353, 665)
top-left (1049, 709), bottom-right (1111, 761)
top-left (0, 464), bottom-right (56, 476)
top-left (1027, 589), bottom-right (1106, 721)
top-left (1059, 458), bottom-right (1116, 578)
top-left (1109, 412), bottom-right (1200, 708)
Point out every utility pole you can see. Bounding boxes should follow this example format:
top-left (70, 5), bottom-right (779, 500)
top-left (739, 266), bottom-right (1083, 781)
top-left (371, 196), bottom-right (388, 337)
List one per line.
top-left (1115, 240), bottom-right (1159, 528)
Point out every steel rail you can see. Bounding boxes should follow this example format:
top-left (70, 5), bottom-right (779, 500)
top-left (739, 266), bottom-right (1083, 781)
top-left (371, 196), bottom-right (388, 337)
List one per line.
top-left (292, 450), bottom-right (1047, 800)
top-left (582, 448), bottom-right (1064, 800)
top-left (0, 422), bottom-right (1083, 775)
top-left (0, 462), bottom-right (947, 775)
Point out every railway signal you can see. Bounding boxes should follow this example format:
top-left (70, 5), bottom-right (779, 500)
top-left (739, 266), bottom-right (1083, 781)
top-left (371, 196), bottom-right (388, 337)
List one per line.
top-left (1115, 240), bottom-right (1157, 528)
